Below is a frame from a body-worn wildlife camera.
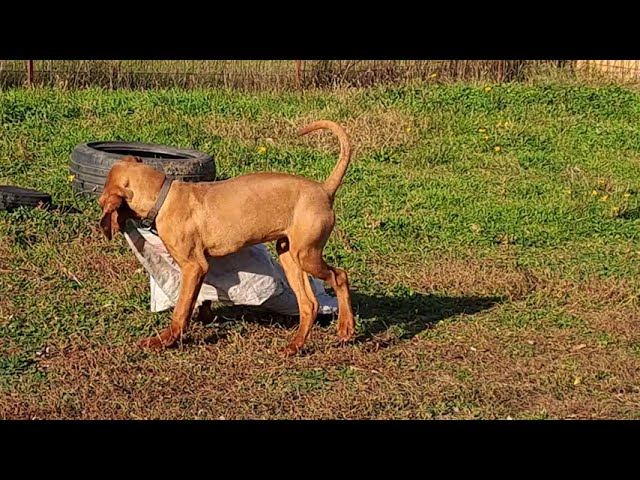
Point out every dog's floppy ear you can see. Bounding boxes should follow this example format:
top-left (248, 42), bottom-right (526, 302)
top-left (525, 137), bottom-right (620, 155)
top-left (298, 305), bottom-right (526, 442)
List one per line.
top-left (99, 193), bottom-right (123, 241)
top-left (99, 190), bottom-right (136, 241)
top-left (99, 161), bottom-right (137, 241)
top-left (121, 155), bottom-right (143, 163)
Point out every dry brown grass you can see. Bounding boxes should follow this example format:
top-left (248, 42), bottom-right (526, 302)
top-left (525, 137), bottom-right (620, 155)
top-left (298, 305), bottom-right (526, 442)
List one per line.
top-left (0, 60), bottom-right (569, 90)
top-left (198, 108), bottom-right (416, 155)
top-left (2, 252), bottom-right (639, 420)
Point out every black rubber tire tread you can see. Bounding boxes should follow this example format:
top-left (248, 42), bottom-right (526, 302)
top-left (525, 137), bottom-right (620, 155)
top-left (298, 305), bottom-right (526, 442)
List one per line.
top-left (0, 186), bottom-right (52, 212)
top-left (70, 141), bottom-right (216, 196)
top-left (72, 178), bottom-right (104, 195)
top-left (69, 160), bottom-right (210, 183)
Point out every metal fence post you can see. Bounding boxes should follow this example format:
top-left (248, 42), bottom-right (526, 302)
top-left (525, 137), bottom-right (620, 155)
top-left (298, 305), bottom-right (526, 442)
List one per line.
top-left (295, 60), bottom-right (303, 90)
top-left (26, 60), bottom-right (34, 86)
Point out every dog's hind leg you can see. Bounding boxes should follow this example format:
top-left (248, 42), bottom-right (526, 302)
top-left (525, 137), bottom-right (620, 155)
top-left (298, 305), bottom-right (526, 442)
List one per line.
top-left (276, 238), bottom-right (319, 356)
top-left (295, 246), bottom-right (355, 343)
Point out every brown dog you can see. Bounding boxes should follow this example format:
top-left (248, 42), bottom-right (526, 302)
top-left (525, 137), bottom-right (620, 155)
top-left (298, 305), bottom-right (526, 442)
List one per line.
top-left (98, 120), bottom-right (355, 356)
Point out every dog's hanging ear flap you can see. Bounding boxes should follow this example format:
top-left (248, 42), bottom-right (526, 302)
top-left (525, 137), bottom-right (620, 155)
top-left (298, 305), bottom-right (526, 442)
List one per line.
top-left (99, 161), bottom-right (137, 241)
top-left (99, 194), bottom-right (123, 241)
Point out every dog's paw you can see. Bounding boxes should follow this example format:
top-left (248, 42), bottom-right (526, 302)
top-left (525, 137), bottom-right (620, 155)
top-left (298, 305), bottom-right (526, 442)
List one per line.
top-left (138, 336), bottom-right (168, 351)
top-left (282, 343), bottom-right (301, 357)
top-left (337, 325), bottom-right (355, 343)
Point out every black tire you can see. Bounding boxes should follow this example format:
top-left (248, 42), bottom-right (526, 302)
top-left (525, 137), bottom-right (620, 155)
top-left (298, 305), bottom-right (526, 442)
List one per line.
top-left (70, 141), bottom-right (216, 196)
top-left (0, 186), bottom-right (52, 212)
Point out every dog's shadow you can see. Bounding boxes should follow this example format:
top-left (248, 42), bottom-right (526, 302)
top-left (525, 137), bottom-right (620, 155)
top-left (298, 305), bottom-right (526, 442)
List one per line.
top-left (193, 291), bottom-right (503, 347)
top-left (350, 292), bottom-right (502, 344)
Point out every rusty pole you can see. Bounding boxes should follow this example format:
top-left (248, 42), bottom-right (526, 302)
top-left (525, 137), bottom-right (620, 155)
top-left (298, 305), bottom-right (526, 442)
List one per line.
top-left (26, 60), bottom-right (34, 87)
top-left (295, 60), bottom-right (303, 90)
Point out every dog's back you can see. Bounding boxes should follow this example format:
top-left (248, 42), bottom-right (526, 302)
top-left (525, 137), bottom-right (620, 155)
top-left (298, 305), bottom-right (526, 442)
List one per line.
top-left (160, 172), bottom-right (333, 256)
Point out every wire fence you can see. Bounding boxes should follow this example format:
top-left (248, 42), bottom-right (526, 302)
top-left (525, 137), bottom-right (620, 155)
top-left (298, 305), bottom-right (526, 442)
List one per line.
top-left (576, 60), bottom-right (640, 81)
top-left (0, 60), bottom-right (575, 90)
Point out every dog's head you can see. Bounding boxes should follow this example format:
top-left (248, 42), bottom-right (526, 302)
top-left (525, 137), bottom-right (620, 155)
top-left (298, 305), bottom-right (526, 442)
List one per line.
top-left (98, 155), bottom-right (143, 241)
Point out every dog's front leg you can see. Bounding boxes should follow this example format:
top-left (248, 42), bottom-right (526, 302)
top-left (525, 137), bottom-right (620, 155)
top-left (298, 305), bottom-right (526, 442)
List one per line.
top-left (139, 260), bottom-right (207, 350)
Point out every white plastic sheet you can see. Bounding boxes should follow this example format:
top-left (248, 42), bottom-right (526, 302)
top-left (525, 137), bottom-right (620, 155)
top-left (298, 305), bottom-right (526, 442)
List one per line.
top-left (122, 221), bottom-right (338, 316)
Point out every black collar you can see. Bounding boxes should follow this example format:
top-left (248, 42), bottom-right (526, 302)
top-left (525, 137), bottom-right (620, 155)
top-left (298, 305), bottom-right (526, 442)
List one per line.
top-left (140, 177), bottom-right (173, 232)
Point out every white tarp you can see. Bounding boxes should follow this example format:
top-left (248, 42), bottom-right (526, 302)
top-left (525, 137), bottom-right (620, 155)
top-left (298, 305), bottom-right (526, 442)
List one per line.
top-left (122, 221), bottom-right (338, 316)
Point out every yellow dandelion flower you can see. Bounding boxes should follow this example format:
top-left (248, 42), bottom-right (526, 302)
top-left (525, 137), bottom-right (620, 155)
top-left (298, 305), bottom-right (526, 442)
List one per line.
top-left (68, 175), bottom-right (75, 182)
top-left (430, 73), bottom-right (437, 78)
top-left (484, 86), bottom-right (492, 93)
top-left (601, 195), bottom-right (609, 202)
top-left (573, 377), bottom-right (582, 386)
top-left (564, 189), bottom-right (572, 195)
top-left (494, 145), bottom-right (502, 152)
top-left (406, 127), bottom-right (412, 133)
top-left (478, 128), bottom-right (487, 133)
top-left (257, 146), bottom-right (267, 154)
top-left (597, 178), bottom-right (606, 186)
top-left (591, 190), bottom-right (599, 196)
top-left (483, 135), bottom-right (490, 140)
top-left (624, 192), bottom-right (631, 198)
top-left (496, 121), bottom-right (503, 128)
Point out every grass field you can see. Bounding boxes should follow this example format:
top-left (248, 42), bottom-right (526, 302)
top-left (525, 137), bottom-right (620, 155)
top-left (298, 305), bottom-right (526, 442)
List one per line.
top-left (1, 81), bottom-right (640, 419)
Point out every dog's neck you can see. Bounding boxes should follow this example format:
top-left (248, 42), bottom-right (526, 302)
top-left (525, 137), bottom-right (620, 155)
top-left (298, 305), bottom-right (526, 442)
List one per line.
top-left (126, 168), bottom-right (168, 219)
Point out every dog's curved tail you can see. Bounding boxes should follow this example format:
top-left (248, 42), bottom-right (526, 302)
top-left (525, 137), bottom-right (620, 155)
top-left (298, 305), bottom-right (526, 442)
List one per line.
top-left (298, 120), bottom-right (352, 200)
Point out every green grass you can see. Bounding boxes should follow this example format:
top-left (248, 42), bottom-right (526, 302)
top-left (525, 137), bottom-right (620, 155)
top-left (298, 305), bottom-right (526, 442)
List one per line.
top-left (1, 82), bottom-right (640, 419)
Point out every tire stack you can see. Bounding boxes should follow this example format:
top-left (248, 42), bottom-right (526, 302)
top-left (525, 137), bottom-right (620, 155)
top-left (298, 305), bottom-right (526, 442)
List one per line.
top-left (69, 141), bottom-right (216, 196)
